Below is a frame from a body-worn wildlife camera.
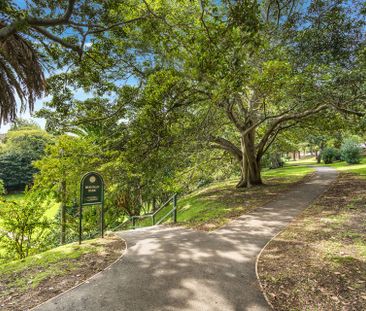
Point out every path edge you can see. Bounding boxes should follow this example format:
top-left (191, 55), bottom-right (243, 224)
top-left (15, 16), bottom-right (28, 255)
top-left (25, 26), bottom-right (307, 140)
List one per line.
top-left (255, 167), bottom-right (338, 311)
top-left (30, 234), bottom-right (128, 311)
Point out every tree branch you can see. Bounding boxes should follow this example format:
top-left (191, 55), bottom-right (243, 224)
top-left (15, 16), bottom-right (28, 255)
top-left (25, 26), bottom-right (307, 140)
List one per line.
top-left (335, 106), bottom-right (365, 116)
top-left (224, 100), bottom-right (245, 131)
top-left (260, 122), bottom-right (299, 159)
top-left (209, 136), bottom-right (242, 161)
top-left (86, 16), bottom-right (149, 35)
top-left (32, 26), bottom-right (82, 55)
top-left (27, 0), bottom-right (76, 26)
top-left (257, 104), bottom-right (328, 157)
top-left (0, 0), bottom-right (76, 40)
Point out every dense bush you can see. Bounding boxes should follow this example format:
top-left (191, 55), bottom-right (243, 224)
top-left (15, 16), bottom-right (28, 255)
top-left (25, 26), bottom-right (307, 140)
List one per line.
top-left (0, 192), bottom-right (50, 260)
top-left (0, 151), bottom-right (39, 191)
top-left (322, 147), bottom-right (339, 164)
top-left (0, 125), bottom-right (52, 191)
top-left (341, 139), bottom-right (362, 164)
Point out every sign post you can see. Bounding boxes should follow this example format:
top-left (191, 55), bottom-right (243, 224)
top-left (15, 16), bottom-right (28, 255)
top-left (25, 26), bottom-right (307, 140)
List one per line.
top-left (79, 172), bottom-right (105, 244)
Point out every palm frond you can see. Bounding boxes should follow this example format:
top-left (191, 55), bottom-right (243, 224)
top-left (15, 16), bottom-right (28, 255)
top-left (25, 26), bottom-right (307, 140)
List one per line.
top-left (0, 22), bottom-right (46, 125)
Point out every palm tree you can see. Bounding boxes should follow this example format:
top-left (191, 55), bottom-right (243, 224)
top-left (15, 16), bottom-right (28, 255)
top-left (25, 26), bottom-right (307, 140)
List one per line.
top-left (0, 23), bottom-right (45, 125)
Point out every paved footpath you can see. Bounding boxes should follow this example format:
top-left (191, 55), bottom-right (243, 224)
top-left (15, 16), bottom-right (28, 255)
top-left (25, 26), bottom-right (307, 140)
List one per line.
top-left (34, 167), bottom-right (337, 311)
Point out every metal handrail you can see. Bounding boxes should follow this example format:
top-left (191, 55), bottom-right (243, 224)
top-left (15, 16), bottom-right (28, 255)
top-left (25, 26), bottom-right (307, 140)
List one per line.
top-left (151, 194), bottom-right (176, 216)
top-left (108, 194), bottom-right (177, 231)
top-left (109, 218), bottom-right (131, 232)
top-left (155, 208), bottom-right (175, 225)
top-left (131, 193), bottom-right (177, 229)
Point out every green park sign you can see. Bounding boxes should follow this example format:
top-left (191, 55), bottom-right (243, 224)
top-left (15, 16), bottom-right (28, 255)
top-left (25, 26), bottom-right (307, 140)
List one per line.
top-left (81, 172), bottom-right (104, 205)
top-left (79, 172), bottom-right (105, 244)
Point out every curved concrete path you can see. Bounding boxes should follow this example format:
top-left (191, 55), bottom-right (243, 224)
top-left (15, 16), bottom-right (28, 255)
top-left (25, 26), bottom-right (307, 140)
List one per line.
top-left (34, 167), bottom-right (337, 311)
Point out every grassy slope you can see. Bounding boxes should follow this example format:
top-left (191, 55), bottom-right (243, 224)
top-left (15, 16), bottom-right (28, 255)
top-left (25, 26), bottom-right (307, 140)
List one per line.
top-left (0, 237), bottom-right (124, 311)
top-left (0, 239), bottom-right (105, 293)
top-left (176, 165), bottom-right (314, 230)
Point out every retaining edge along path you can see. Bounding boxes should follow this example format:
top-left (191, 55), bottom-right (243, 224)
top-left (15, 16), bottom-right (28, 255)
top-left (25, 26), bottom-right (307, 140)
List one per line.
top-left (34, 167), bottom-right (337, 311)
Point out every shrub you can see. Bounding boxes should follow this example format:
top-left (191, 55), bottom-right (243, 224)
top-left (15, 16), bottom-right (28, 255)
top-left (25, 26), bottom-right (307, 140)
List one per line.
top-left (341, 139), bottom-right (362, 164)
top-left (334, 149), bottom-right (342, 161)
top-left (322, 147), bottom-right (339, 164)
top-left (0, 191), bottom-right (50, 260)
top-left (269, 153), bottom-right (285, 169)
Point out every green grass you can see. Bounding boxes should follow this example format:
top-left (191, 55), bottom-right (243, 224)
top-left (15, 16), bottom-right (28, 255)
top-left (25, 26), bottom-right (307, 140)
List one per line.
top-left (176, 165), bottom-right (314, 230)
top-left (285, 156), bottom-right (366, 176)
top-left (0, 239), bottom-right (104, 291)
top-left (3, 193), bottom-right (59, 220)
top-left (262, 164), bottom-right (314, 181)
top-left (324, 157), bottom-right (366, 176)
top-left (3, 192), bottom-right (24, 201)
top-left (117, 164), bottom-right (314, 231)
top-left (286, 157), bottom-right (318, 166)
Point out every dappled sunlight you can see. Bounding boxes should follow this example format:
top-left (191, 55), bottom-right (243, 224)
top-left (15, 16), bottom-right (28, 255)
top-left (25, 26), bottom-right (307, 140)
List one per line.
top-left (177, 167), bottom-right (315, 231)
top-left (31, 168), bottom-right (338, 311)
top-left (258, 171), bottom-right (366, 310)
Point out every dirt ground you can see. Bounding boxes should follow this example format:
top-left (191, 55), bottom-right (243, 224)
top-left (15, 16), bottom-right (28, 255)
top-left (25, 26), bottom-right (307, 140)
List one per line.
top-left (257, 173), bottom-right (366, 311)
top-left (0, 236), bottom-right (125, 311)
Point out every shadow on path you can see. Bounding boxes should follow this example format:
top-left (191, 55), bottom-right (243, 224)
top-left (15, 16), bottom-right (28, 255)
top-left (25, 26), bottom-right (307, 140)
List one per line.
top-left (34, 167), bottom-right (337, 311)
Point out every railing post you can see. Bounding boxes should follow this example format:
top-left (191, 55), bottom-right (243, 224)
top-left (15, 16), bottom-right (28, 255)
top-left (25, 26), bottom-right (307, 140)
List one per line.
top-left (132, 217), bottom-right (136, 229)
top-left (172, 193), bottom-right (177, 223)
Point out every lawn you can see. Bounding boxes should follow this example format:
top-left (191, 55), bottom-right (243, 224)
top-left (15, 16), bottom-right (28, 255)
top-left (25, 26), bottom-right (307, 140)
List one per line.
top-left (2, 193), bottom-right (24, 201)
top-left (2, 192), bottom-right (59, 220)
top-left (325, 157), bottom-right (366, 176)
top-left (176, 165), bottom-right (315, 230)
top-left (286, 156), bottom-right (366, 176)
top-left (0, 236), bottom-right (124, 311)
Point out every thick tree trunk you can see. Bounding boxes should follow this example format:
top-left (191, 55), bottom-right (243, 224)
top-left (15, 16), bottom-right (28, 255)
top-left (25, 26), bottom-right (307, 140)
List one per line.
top-left (317, 153), bottom-right (322, 163)
top-left (237, 140), bottom-right (249, 188)
top-left (246, 129), bottom-right (262, 186)
top-left (237, 131), bottom-right (263, 188)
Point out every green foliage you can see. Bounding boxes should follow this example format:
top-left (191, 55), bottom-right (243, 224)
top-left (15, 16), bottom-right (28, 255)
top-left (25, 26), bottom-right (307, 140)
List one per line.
top-left (340, 138), bottom-right (363, 164)
top-left (0, 151), bottom-right (39, 191)
top-left (33, 135), bottom-right (100, 204)
top-left (35, 0), bottom-right (365, 192)
top-left (0, 191), bottom-right (50, 260)
top-left (33, 135), bottom-right (101, 241)
top-left (322, 147), bottom-right (340, 164)
top-left (261, 152), bottom-right (285, 169)
top-left (0, 123), bottom-right (52, 191)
